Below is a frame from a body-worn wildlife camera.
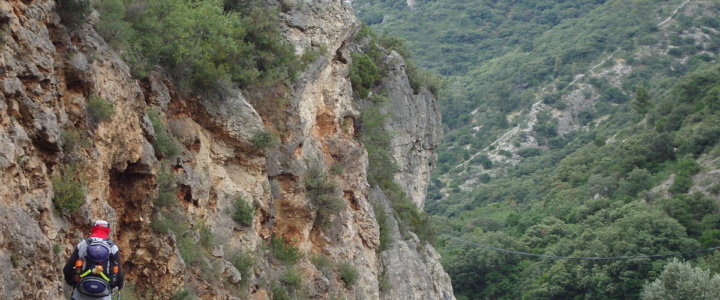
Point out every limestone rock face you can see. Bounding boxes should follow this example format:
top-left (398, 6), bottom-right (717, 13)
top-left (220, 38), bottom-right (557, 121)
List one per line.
top-left (378, 52), bottom-right (443, 209)
top-left (0, 0), bottom-right (453, 299)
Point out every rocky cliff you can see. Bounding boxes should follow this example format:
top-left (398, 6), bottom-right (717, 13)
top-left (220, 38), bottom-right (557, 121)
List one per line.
top-left (0, 0), bottom-right (453, 299)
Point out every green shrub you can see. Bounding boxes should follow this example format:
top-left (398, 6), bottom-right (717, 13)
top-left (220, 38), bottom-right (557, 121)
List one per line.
top-left (373, 203), bottom-right (394, 252)
top-left (92, 0), bottom-right (134, 50)
top-left (269, 237), bottom-right (301, 265)
top-left (232, 197), bottom-right (255, 227)
top-left (675, 158), bottom-right (702, 176)
top-left (154, 167), bottom-right (177, 208)
top-left (270, 281), bottom-right (291, 300)
top-left (199, 225), bottom-right (214, 249)
top-left (177, 233), bottom-right (201, 265)
top-left (329, 163), bottom-right (344, 176)
top-left (57, 0), bottom-right (91, 29)
top-left (86, 94), bottom-right (115, 127)
top-left (150, 211), bottom-right (187, 234)
top-left (250, 130), bottom-right (278, 150)
top-left (350, 52), bottom-right (380, 98)
top-left (53, 244), bottom-right (62, 254)
top-left (641, 259), bottom-right (720, 300)
top-left (147, 109), bottom-right (180, 159)
top-left (310, 254), bottom-right (333, 276)
top-left (378, 270), bottom-right (392, 292)
top-left (10, 254), bottom-right (20, 268)
top-left (305, 163), bottom-right (344, 228)
top-left (105, 0), bottom-right (300, 95)
top-left (51, 168), bottom-right (85, 215)
top-left (339, 262), bottom-right (359, 287)
top-left (61, 128), bottom-right (90, 152)
top-left (172, 288), bottom-right (196, 300)
top-left (231, 251), bottom-right (255, 286)
top-left (278, 268), bottom-right (303, 292)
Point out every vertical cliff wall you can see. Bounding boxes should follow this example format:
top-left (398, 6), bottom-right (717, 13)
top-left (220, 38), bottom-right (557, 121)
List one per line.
top-left (0, 0), bottom-right (453, 299)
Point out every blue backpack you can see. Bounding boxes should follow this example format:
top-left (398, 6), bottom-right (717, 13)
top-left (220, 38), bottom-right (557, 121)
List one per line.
top-left (75, 239), bottom-right (118, 297)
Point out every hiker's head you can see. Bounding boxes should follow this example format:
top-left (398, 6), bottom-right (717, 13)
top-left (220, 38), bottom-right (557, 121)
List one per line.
top-left (89, 220), bottom-right (111, 239)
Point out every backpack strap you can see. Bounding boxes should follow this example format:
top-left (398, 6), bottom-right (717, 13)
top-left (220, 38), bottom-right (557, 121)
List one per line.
top-left (79, 268), bottom-right (111, 281)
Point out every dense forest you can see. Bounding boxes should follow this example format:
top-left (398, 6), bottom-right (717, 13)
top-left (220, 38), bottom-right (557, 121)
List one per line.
top-left (355, 0), bottom-right (720, 299)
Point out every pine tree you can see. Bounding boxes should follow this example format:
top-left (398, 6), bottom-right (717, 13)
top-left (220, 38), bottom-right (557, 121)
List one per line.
top-left (632, 85), bottom-right (651, 115)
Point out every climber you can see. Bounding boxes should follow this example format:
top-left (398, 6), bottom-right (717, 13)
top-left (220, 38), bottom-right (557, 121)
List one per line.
top-left (63, 220), bottom-right (125, 300)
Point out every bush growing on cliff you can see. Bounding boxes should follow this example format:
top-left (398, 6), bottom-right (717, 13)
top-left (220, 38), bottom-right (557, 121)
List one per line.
top-left (153, 166), bottom-right (177, 208)
top-left (250, 130), bottom-right (278, 150)
top-left (350, 52), bottom-right (380, 99)
top-left (86, 94), bottom-right (115, 128)
top-left (51, 167), bottom-right (85, 215)
top-left (269, 237), bottom-right (302, 265)
top-left (147, 109), bottom-right (180, 159)
top-left (230, 251), bottom-right (255, 287)
top-left (57, 0), bottom-right (91, 29)
top-left (305, 163), bottom-right (344, 229)
top-left (232, 197), bottom-right (255, 227)
top-left (94, 0), bottom-right (300, 96)
top-left (339, 262), bottom-right (359, 287)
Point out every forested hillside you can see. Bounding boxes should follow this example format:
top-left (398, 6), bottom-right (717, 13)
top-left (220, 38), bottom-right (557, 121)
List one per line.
top-left (355, 0), bottom-right (720, 299)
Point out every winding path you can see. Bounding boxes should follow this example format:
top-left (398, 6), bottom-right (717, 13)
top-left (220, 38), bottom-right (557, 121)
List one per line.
top-left (657, 0), bottom-right (692, 27)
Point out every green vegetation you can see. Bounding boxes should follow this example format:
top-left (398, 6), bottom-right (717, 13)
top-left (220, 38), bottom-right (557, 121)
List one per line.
top-left (171, 288), bottom-right (196, 300)
top-left (278, 268), bottom-right (303, 292)
top-left (305, 163), bottom-right (344, 229)
top-left (357, 92), bottom-right (436, 244)
top-left (93, 0), bottom-right (300, 96)
top-left (350, 27), bottom-right (440, 244)
top-left (10, 253), bottom-right (20, 268)
top-left (373, 203), bottom-right (394, 251)
top-left (57, 0), bottom-right (91, 29)
top-left (230, 251), bottom-right (255, 287)
top-left (232, 197), bottom-right (255, 227)
top-left (268, 237), bottom-right (302, 266)
top-left (641, 259), bottom-right (720, 300)
top-left (310, 254), bottom-right (333, 276)
top-left (250, 130), bottom-right (278, 150)
top-left (51, 166), bottom-right (85, 215)
top-left (355, 0), bottom-right (720, 299)
top-left (153, 167), bottom-right (177, 208)
top-left (86, 94), bottom-right (115, 128)
top-left (338, 262), bottom-right (359, 288)
top-left (61, 128), bottom-right (90, 163)
top-left (53, 244), bottom-right (62, 254)
top-left (349, 52), bottom-right (381, 98)
top-left (147, 109), bottom-right (180, 159)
